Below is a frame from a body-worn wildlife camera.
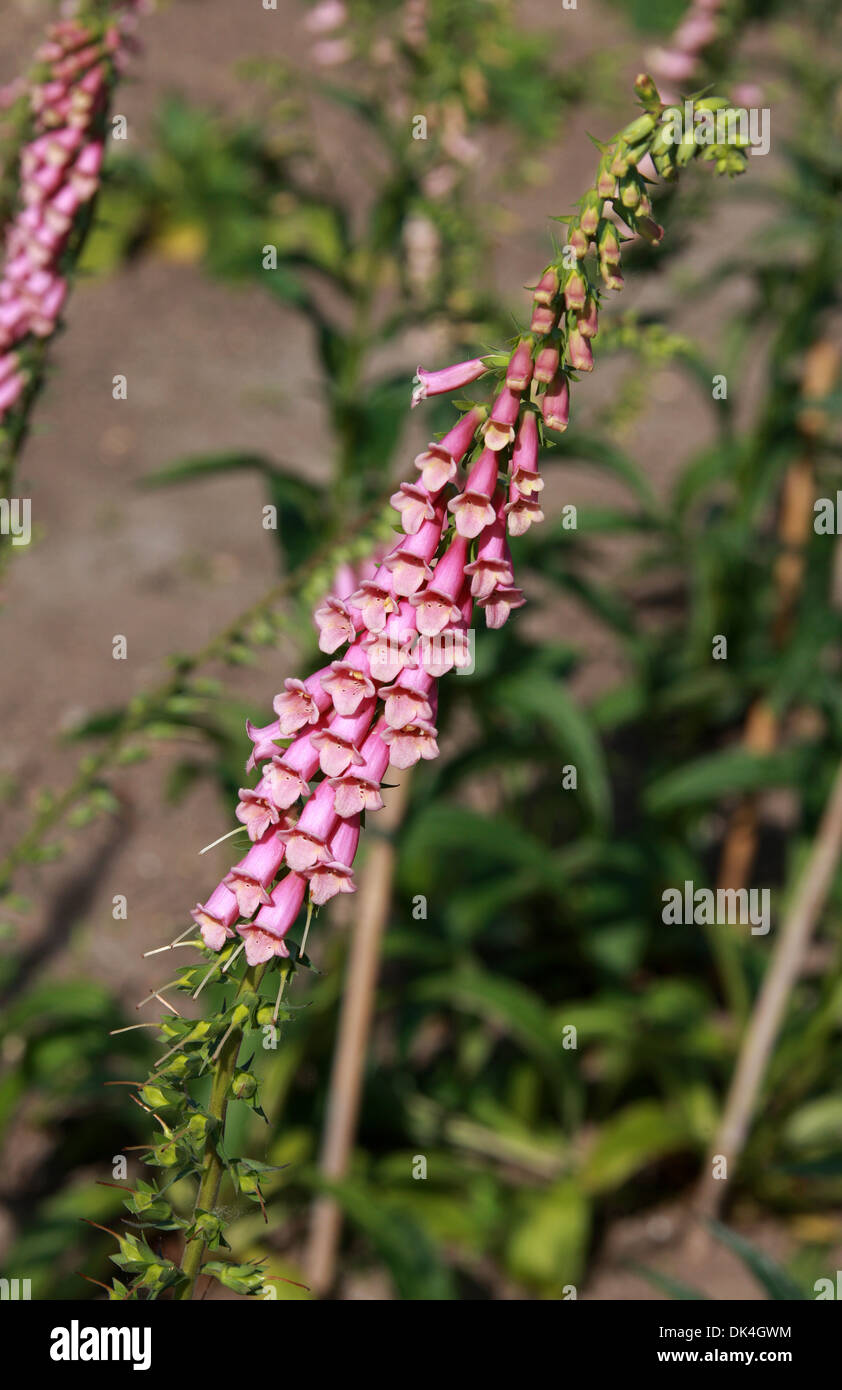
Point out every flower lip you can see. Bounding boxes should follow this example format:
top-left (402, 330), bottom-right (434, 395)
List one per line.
top-left (314, 595), bottom-right (357, 653)
top-left (390, 483), bottom-right (436, 535)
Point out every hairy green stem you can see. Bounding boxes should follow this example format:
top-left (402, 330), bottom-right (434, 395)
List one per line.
top-left (178, 963), bottom-right (264, 1299)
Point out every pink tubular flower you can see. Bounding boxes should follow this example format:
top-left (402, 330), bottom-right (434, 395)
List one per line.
top-left (533, 346), bottom-right (560, 384)
top-left (261, 728), bottom-right (322, 808)
top-left (564, 270), bottom-right (587, 312)
top-left (245, 873), bottom-right (308, 965)
top-left (320, 644), bottom-right (377, 716)
top-left (191, 882), bottom-right (239, 951)
top-left (390, 481), bottom-right (437, 536)
top-left (0, 8), bottom-right (140, 421)
top-left (541, 374), bottom-right (570, 435)
top-left (530, 304), bottom-right (557, 335)
top-left (379, 665), bottom-right (436, 729)
top-left (532, 268), bottom-right (558, 305)
top-left (505, 483), bottom-right (545, 538)
top-left (380, 510), bottom-right (445, 597)
top-left (510, 411), bottom-right (544, 494)
top-left (308, 816), bottom-right (360, 905)
top-left (329, 720), bottom-right (391, 818)
top-left (567, 326), bottom-right (594, 373)
top-left (245, 716), bottom-right (286, 770)
top-left (506, 340), bottom-right (534, 392)
top-left (224, 831), bottom-right (287, 918)
top-left (235, 787), bottom-right (284, 842)
top-left (411, 534), bottom-right (469, 636)
top-left (348, 578), bottom-right (397, 634)
top-left (479, 584), bottom-right (526, 630)
top-left (413, 406), bottom-right (485, 493)
top-left (464, 497), bottom-right (514, 601)
top-left (310, 701), bottom-right (375, 776)
top-left (576, 298), bottom-right (599, 340)
top-left (381, 719), bottom-right (439, 769)
top-left (361, 602), bottom-right (418, 682)
top-left (447, 448), bottom-right (498, 538)
top-left (280, 779), bottom-right (339, 872)
top-left (484, 387), bottom-right (522, 452)
top-left (411, 357), bottom-right (487, 408)
top-left (314, 595), bottom-right (358, 653)
top-left (274, 670), bottom-right (333, 733)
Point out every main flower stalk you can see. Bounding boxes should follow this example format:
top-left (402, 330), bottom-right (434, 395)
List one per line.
top-left (108, 77), bottom-right (749, 1299)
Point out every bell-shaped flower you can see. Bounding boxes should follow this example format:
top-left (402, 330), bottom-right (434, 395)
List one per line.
top-left (506, 340), bottom-right (533, 392)
top-left (273, 670), bottom-right (332, 735)
top-left (329, 719), bottom-right (391, 818)
top-left (381, 719), bottom-right (439, 769)
top-left (413, 405), bottom-right (484, 492)
top-left (279, 780), bottom-right (339, 872)
top-left (307, 816), bottom-right (360, 905)
top-left (310, 701), bottom-right (375, 776)
top-left (320, 644), bottom-right (376, 716)
top-left (541, 373), bottom-right (570, 435)
top-left (380, 511), bottom-right (444, 597)
top-left (509, 411), bottom-right (544, 495)
top-left (464, 497), bottom-right (515, 600)
top-left (224, 830), bottom-right (287, 919)
top-left (348, 578), bottom-right (398, 635)
top-left (314, 595), bottom-right (358, 653)
top-left (379, 665), bottom-right (435, 729)
top-left (191, 882), bottom-right (239, 951)
top-left (479, 584), bottom-right (526, 629)
top-left (390, 482), bottom-right (436, 536)
top-left (483, 387), bottom-right (521, 452)
top-left (410, 534), bottom-right (469, 636)
top-left (244, 873), bottom-right (308, 964)
top-left (447, 450), bottom-right (498, 539)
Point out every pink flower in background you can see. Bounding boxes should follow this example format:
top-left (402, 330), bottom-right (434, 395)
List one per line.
top-left (0, 5), bottom-right (140, 425)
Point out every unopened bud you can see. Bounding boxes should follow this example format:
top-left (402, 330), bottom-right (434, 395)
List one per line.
top-left (530, 304), bottom-right (557, 335)
top-left (568, 225), bottom-right (590, 259)
top-left (620, 112), bottom-right (656, 144)
top-left (635, 216), bottom-right (664, 245)
top-left (567, 327), bottom-right (594, 373)
top-left (533, 346), bottom-right (560, 383)
top-left (506, 339), bottom-right (534, 391)
top-left (532, 267), bottom-right (558, 305)
top-left (231, 1071), bottom-right (258, 1101)
top-left (541, 373), bottom-right (570, 433)
top-left (564, 270), bottom-right (587, 312)
top-left (619, 178), bottom-right (641, 210)
top-left (634, 73), bottom-right (659, 106)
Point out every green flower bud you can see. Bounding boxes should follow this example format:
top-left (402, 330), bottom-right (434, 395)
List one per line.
top-left (203, 1261), bottom-right (265, 1296)
top-left (619, 112), bottom-right (656, 144)
top-left (619, 178), bottom-right (641, 210)
top-left (634, 73), bottom-right (659, 106)
top-left (188, 1112), bottom-right (212, 1142)
top-left (231, 1071), bottom-right (258, 1101)
top-left (140, 1084), bottom-right (168, 1110)
top-left (597, 221), bottom-right (620, 264)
